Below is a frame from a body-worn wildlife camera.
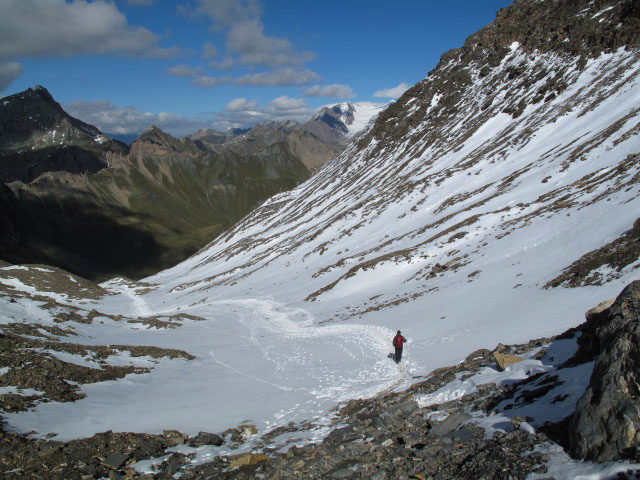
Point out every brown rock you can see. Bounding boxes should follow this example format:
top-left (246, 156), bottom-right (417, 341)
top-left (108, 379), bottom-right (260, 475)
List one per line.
top-left (585, 299), bottom-right (615, 320)
top-left (492, 352), bottom-right (525, 371)
top-left (228, 452), bottom-right (268, 468)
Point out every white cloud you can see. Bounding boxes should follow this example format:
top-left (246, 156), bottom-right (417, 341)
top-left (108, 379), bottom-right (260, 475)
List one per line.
top-left (172, 1), bottom-right (319, 88)
top-left (225, 98), bottom-right (258, 112)
top-left (268, 96), bottom-right (306, 111)
top-left (373, 82), bottom-right (410, 98)
top-left (65, 92), bottom-right (322, 137)
top-left (65, 100), bottom-right (214, 137)
top-left (0, 61), bottom-right (22, 91)
top-left (196, 0), bottom-right (315, 68)
top-left (203, 42), bottom-right (217, 59)
top-left (197, 0), bottom-right (262, 31)
top-left (208, 58), bottom-right (236, 70)
top-left (192, 75), bottom-right (230, 87)
top-left (301, 84), bottom-right (354, 98)
top-left (235, 68), bottom-right (320, 86)
top-left (0, 0), bottom-right (179, 61)
top-left (167, 64), bottom-right (203, 77)
top-left (189, 68), bottom-right (319, 88)
top-left (213, 94), bottom-right (315, 131)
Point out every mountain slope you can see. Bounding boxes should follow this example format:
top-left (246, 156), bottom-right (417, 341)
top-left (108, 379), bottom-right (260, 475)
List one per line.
top-left (0, 86), bottom-right (128, 183)
top-left (0, 120), bottom-right (313, 280)
top-left (146, 0), bottom-right (640, 365)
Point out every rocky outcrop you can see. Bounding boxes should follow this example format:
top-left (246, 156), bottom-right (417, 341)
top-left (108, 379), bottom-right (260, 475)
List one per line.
top-left (0, 86), bottom-right (128, 183)
top-left (545, 216), bottom-right (640, 288)
top-left (204, 119), bottom-right (340, 170)
top-left (569, 281), bottom-right (640, 462)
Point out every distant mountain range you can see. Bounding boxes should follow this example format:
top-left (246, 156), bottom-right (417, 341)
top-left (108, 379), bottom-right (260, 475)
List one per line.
top-left (0, 89), bottom-right (383, 280)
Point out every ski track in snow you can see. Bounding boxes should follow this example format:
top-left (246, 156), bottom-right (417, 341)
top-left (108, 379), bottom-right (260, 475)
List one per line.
top-left (202, 297), bottom-right (412, 403)
top-left (118, 283), bottom-right (153, 318)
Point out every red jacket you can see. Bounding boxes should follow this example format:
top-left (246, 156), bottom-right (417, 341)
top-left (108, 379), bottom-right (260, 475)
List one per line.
top-left (393, 334), bottom-right (406, 348)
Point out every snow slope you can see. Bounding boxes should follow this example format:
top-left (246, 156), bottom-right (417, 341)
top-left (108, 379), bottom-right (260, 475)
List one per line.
top-left (0, 6), bottom-right (639, 475)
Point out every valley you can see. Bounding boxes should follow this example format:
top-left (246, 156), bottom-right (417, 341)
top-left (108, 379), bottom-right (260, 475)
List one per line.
top-left (0, 0), bottom-right (639, 478)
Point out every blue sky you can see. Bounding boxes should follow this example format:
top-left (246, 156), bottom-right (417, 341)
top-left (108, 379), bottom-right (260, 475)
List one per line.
top-left (0, 0), bottom-right (513, 136)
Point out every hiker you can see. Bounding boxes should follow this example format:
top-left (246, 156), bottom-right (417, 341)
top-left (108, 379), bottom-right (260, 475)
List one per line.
top-left (393, 330), bottom-right (407, 363)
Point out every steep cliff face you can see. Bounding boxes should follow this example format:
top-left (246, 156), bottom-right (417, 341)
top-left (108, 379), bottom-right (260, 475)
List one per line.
top-left (362, 0), bottom-right (639, 160)
top-left (569, 281), bottom-right (640, 462)
top-left (0, 86), bottom-right (128, 183)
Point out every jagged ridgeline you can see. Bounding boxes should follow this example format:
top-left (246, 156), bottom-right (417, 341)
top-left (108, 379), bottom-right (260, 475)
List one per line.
top-left (0, 90), bottom-right (348, 281)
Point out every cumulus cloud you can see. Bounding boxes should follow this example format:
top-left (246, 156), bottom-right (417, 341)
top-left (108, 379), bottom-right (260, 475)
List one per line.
top-left (208, 58), bottom-right (236, 70)
top-left (192, 75), bottom-right (230, 87)
top-left (373, 82), bottom-right (410, 98)
top-left (191, 0), bottom-right (317, 77)
top-left (0, 0), bottom-right (179, 63)
top-left (0, 61), bottom-right (22, 91)
top-left (268, 96), bottom-right (306, 111)
top-left (65, 100), bottom-right (214, 137)
top-left (188, 67), bottom-right (319, 88)
top-left (225, 98), bottom-right (258, 112)
top-left (212, 94), bottom-right (315, 131)
top-left (65, 94), bottom-right (318, 137)
top-left (235, 68), bottom-right (320, 86)
top-left (202, 42), bottom-right (217, 59)
top-left (171, 1), bottom-right (320, 88)
top-left (301, 84), bottom-right (354, 98)
top-left (167, 64), bottom-right (203, 77)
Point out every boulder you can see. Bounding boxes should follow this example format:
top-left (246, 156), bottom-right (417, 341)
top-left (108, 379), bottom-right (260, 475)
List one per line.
top-left (162, 430), bottom-right (186, 446)
top-left (228, 452), bottom-right (268, 468)
top-left (492, 352), bottom-right (525, 371)
top-left (188, 431), bottom-right (223, 447)
top-left (585, 298), bottom-right (616, 320)
top-left (102, 452), bottom-right (129, 469)
top-left (428, 413), bottom-right (471, 437)
top-left (569, 281), bottom-right (640, 462)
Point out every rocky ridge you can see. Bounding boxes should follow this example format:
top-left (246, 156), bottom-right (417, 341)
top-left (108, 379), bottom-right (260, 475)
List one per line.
top-left (0, 86), bottom-right (128, 183)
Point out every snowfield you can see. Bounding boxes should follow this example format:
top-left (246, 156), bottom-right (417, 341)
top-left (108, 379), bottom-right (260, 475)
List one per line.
top-left (2, 282), bottom-right (411, 441)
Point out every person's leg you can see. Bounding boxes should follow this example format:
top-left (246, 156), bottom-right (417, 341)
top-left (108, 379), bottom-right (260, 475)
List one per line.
top-left (395, 347), bottom-right (402, 362)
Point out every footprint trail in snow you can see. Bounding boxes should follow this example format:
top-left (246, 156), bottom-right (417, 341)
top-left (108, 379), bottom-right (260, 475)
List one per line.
top-left (4, 288), bottom-right (414, 440)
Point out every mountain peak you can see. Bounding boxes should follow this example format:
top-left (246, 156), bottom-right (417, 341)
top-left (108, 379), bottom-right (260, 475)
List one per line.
top-left (0, 86), bottom-right (128, 182)
top-left (304, 101), bottom-right (385, 145)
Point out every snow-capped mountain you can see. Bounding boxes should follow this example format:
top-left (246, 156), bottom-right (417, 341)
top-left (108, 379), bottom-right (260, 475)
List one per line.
top-left (303, 101), bottom-right (386, 145)
top-left (0, 0), bottom-right (639, 476)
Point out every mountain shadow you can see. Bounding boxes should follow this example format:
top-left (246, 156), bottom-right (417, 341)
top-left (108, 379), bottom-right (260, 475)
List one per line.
top-left (0, 182), bottom-right (163, 282)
